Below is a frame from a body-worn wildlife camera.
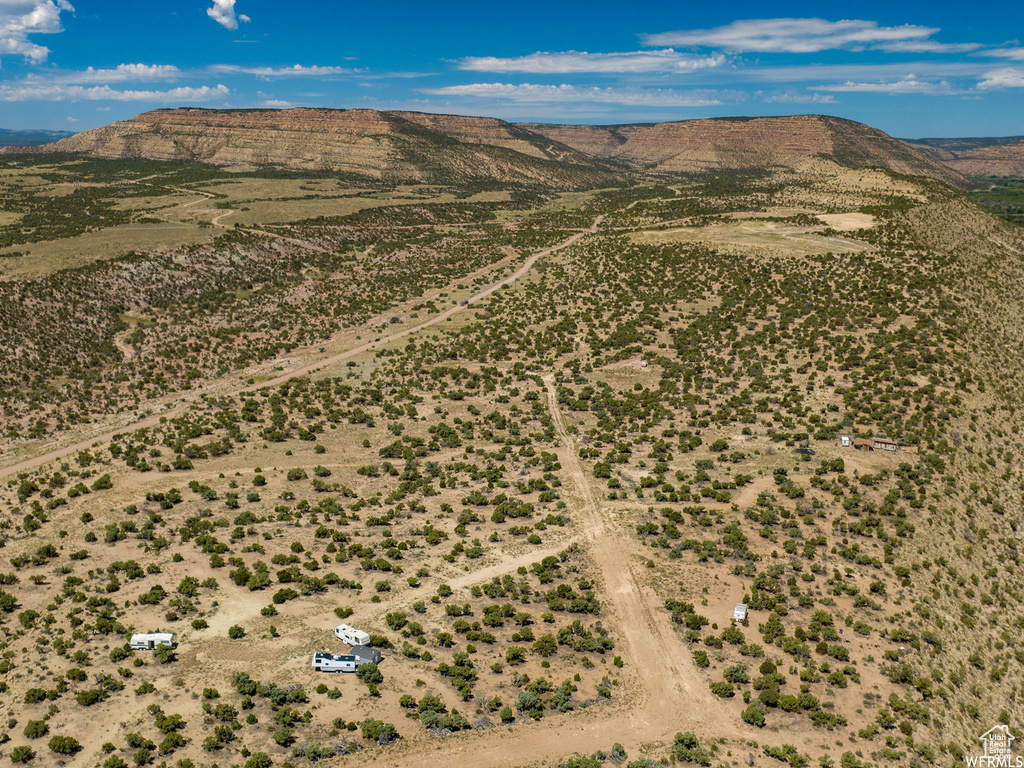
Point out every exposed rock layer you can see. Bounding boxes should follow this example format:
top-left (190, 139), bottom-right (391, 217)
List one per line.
top-left (522, 115), bottom-right (969, 186)
top-left (902, 136), bottom-right (1024, 178)
top-left (10, 108), bottom-right (970, 188)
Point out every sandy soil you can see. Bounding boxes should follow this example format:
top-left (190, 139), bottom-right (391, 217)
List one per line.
top-left (817, 212), bottom-right (877, 230)
top-left (632, 220), bottom-right (872, 256)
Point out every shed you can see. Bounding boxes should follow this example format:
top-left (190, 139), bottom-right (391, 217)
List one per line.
top-left (350, 645), bottom-right (383, 665)
top-left (852, 438), bottom-right (873, 451)
top-left (871, 436), bottom-right (898, 452)
top-left (733, 603), bottom-right (747, 622)
top-left (130, 633), bottom-right (175, 651)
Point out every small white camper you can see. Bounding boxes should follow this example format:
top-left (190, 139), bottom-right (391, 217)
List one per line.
top-left (334, 624), bottom-right (370, 646)
top-left (130, 632), bottom-right (175, 651)
top-left (311, 652), bottom-right (358, 674)
top-left (733, 604), bottom-right (748, 622)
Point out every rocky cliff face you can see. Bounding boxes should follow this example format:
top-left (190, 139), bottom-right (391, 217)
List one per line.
top-left (522, 114), bottom-right (969, 186)
top-left (11, 108), bottom-right (972, 189)
top-left (903, 136), bottom-right (1024, 178)
top-left (27, 108), bottom-right (616, 189)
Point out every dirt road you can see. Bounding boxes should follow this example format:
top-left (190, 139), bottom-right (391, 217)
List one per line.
top-left (326, 376), bottom-right (753, 768)
top-left (0, 217), bottom-right (601, 480)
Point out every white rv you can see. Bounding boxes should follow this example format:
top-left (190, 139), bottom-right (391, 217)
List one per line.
top-left (733, 604), bottom-right (748, 622)
top-left (334, 624), bottom-right (370, 646)
top-left (312, 652), bottom-right (358, 673)
top-left (130, 632), bottom-right (175, 651)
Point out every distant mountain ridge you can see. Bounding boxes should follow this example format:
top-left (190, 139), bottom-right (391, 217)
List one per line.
top-left (901, 135), bottom-right (1024, 178)
top-left (520, 114), bottom-right (969, 187)
top-left (6, 108), bottom-right (617, 190)
top-left (4, 107), bottom-right (969, 189)
top-left (0, 128), bottom-right (75, 147)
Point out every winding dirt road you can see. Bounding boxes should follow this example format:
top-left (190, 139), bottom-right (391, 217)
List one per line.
top-left (0, 217), bottom-right (601, 480)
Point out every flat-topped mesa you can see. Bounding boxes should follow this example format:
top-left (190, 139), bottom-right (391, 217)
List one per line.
top-left (903, 135), bottom-right (1024, 178)
top-left (522, 114), bottom-right (969, 187)
top-left (22, 107), bottom-right (616, 189)
top-left (9, 108), bottom-right (970, 188)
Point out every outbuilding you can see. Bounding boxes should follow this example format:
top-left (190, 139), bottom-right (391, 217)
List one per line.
top-left (871, 436), bottom-right (898, 452)
top-left (130, 633), bottom-right (175, 651)
top-left (351, 645), bottom-right (383, 665)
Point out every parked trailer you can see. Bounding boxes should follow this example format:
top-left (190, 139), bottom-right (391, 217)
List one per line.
top-left (312, 652), bottom-right (358, 673)
top-left (334, 624), bottom-right (371, 646)
top-left (130, 632), bottom-right (175, 651)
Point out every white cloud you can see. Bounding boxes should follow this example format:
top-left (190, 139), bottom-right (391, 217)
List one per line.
top-left (978, 48), bottom-right (1024, 61)
top-left (977, 68), bottom-right (1024, 89)
top-left (207, 0), bottom-right (248, 30)
top-left (732, 60), bottom-right (992, 84)
top-left (456, 49), bottom-right (726, 74)
top-left (30, 63), bottom-right (182, 83)
top-left (810, 75), bottom-right (955, 94)
top-left (421, 82), bottom-right (731, 107)
top-left (642, 18), bottom-right (942, 54)
top-left (875, 40), bottom-right (981, 53)
top-left (0, 82), bottom-right (229, 101)
top-left (761, 91), bottom-right (837, 104)
top-left (259, 99), bottom-right (293, 108)
top-left (209, 64), bottom-right (360, 78)
top-left (0, 0), bottom-right (73, 63)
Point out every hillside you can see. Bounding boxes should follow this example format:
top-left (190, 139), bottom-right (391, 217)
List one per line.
top-left (6, 109), bottom-right (978, 191)
top-left (1, 120), bottom-right (1023, 768)
top-left (13, 108), bottom-right (617, 190)
top-left (522, 114), bottom-right (970, 187)
top-left (903, 135), bottom-right (1024, 178)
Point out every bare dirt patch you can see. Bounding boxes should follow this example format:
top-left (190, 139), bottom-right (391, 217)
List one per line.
top-left (632, 220), bottom-right (872, 256)
top-left (817, 212), bottom-right (877, 230)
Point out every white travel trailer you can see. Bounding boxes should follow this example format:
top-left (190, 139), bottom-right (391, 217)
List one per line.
top-left (130, 632), bottom-right (175, 651)
top-left (334, 624), bottom-right (370, 646)
top-left (733, 604), bottom-right (748, 622)
top-left (311, 652), bottom-right (358, 673)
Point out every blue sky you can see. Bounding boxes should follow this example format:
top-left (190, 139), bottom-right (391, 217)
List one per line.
top-left (1, 0), bottom-right (1023, 137)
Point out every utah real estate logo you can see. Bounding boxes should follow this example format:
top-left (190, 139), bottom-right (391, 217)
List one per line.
top-left (969, 725), bottom-right (1022, 767)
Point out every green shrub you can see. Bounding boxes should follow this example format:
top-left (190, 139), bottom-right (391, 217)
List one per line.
top-left (10, 746), bottom-right (35, 763)
top-left (742, 704), bottom-right (766, 727)
top-left (23, 720), bottom-right (49, 739)
top-left (244, 753), bottom-right (272, 768)
top-left (48, 735), bottom-right (82, 755)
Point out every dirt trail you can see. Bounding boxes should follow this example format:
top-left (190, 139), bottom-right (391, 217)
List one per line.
top-left (540, 375), bottom-right (747, 741)
top-left (329, 377), bottom-right (753, 768)
top-left (0, 217), bottom-right (601, 480)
